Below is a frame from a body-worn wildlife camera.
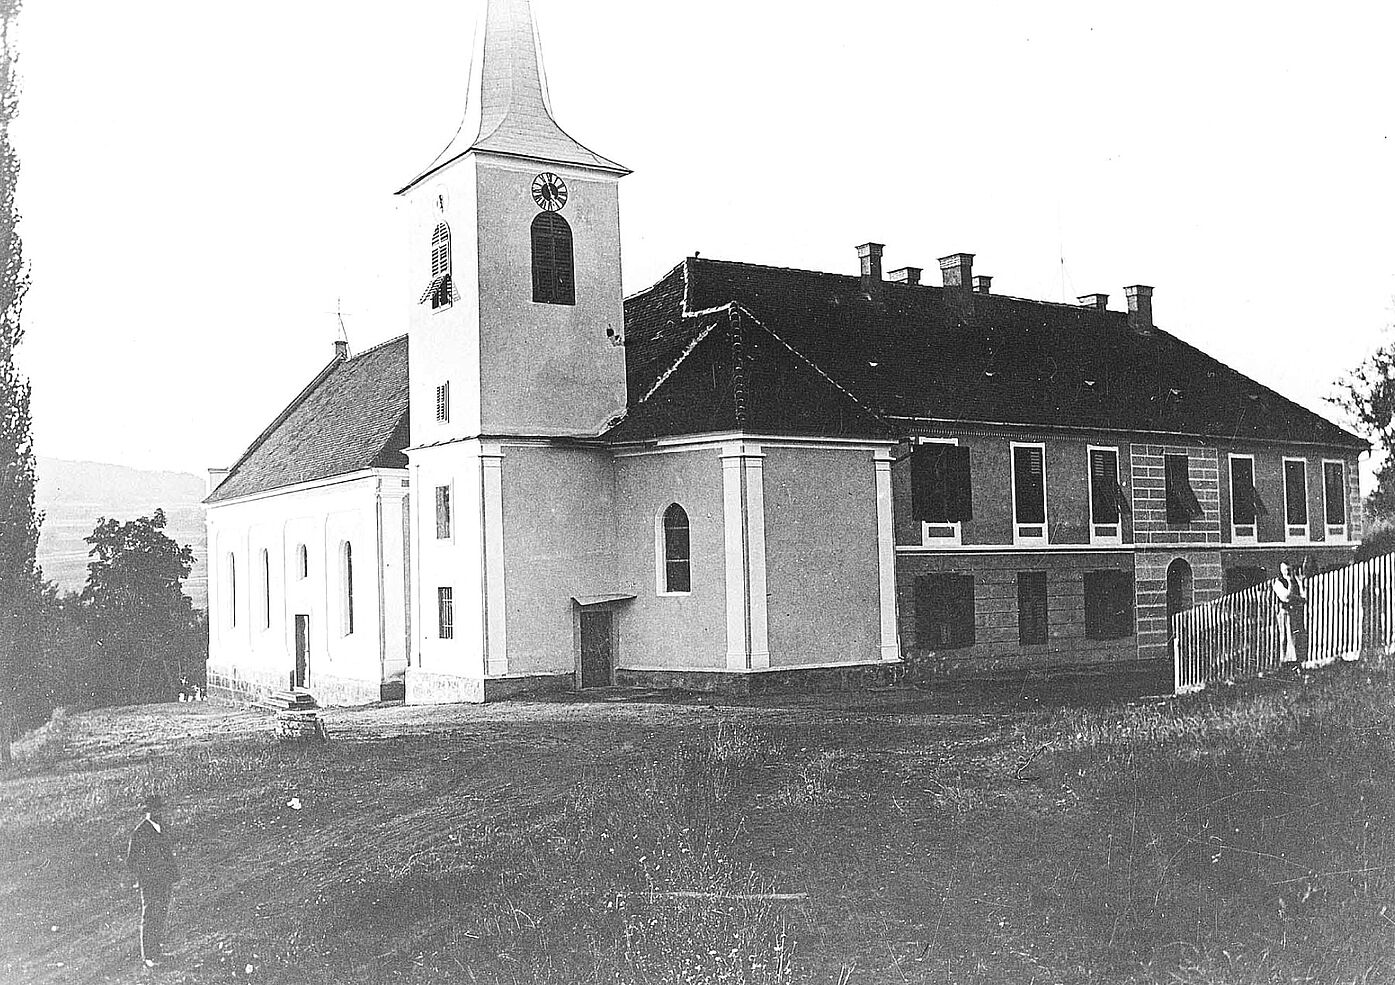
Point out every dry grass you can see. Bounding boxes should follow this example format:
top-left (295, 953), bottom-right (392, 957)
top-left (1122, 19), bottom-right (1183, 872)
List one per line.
top-left (3, 669), bottom-right (1395, 984)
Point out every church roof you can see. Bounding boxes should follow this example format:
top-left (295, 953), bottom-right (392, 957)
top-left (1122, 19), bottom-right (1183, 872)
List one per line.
top-left (397, 0), bottom-right (626, 195)
top-left (206, 336), bottom-right (410, 504)
top-left (615, 257), bottom-right (1365, 449)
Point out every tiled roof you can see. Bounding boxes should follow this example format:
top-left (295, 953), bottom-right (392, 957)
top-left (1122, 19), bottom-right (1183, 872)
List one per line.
top-left (616, 258), bottom-right (1365, 449)
top-left (207, 336), bottom-right (410, 504)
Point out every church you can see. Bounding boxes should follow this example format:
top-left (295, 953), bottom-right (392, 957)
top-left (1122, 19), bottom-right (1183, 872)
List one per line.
top-left (204, 0), bottom-right (1366, 706)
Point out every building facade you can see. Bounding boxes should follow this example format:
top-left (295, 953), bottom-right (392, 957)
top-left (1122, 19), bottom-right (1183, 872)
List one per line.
top-left (203, 0), bottom-right (1365, 705)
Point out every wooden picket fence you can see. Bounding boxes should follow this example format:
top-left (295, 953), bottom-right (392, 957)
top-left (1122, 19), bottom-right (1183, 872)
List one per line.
top-left (1172, 553), bottom-right (1395, 694)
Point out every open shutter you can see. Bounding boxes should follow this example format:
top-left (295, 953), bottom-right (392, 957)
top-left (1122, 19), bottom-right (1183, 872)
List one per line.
top-left (1165, 454), bottom-right (1203, 522)
top-left (911, 444), bottom-right (949, 522)
top-left (946, 445), bottom-right (973, 521)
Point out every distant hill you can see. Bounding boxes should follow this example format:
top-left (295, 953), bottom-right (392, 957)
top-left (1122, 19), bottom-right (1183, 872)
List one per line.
top-left (34, 457), bottom-right (207, 609)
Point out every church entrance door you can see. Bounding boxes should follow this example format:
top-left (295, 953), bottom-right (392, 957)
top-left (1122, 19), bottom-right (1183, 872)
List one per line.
top-left (294, 615), bottom-right (310, 689)
top-left (579, 611), bottom-right (613, 689)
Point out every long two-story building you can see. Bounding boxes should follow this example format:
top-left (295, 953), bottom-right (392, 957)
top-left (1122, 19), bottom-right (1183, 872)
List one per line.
top-left (203, 0), bottom-right (1365, 704)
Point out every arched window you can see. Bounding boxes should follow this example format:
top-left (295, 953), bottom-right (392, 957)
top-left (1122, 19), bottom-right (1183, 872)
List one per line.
top-left (531, 212), bottom-right (575, 305)
top-left (419, 222), bottom-right (453, 310)
top-left (661, 504), bottom-right (691, 594)
top-left (297, 544), bottom-right (308, 580)
top-left (260, 548), bottom-right (271, 630)
top-left (340, 541), bottom-right (355, 636)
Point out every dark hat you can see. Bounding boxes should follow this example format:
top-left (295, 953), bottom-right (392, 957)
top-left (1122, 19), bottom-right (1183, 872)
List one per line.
top-left (142, 793), bottom-right (164, 812)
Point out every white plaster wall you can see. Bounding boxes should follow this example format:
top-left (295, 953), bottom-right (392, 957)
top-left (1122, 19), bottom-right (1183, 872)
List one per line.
top-left (613, 448), bottom-right (728, 670)
top-left (206, 471), bottom-right (409, 695)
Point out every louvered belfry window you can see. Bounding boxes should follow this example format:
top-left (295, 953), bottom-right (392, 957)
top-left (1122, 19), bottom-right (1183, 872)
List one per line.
top-left (419, 223), bottom-right (453, 309)
top-left (531, 212), bottom-right (575, 305)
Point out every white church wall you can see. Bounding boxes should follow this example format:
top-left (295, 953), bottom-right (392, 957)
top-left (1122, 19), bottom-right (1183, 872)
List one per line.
top-left (761, 445), bottom-right (885, 669)
top-left (474, 156), bottom-right (627, 437)
top-left (499, 442), bottom-right (619, 678)
top-left (206, 470), bottom-right (408, 705)
top-left (613, 446), bottom-right (728, 671)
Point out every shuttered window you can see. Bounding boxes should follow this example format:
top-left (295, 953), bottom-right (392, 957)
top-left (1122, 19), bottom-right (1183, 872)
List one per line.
top-left (435, 486), bottom-right (452, 540)
top-left (1084, 570), bottom-right (1134, 640)
top-left (1324, 461), bottom-right (1347, 527)
top-left (662, 504), bottom-right (691, 594)
top-left (1012, 445), bottom-right (1046, 524)
top-left (420, 223), bottom-right (454, 310)
top-left (1164, 454), bottom-right (1204, 523)
top-left (1017, 572), bottom-right (1048, 645)
top-left (532, 212), bottom-right (575, 305)
top-left (915, 574), bottom-right (975, 648)
top-left (435, 382), bottom-right (450, 424)
top-left (910, 443), bottom-right (973, 523)
top-left (1229, 456), bottom-right (1265, 526)
top-left (1284, 459), bottom-right (1309, 531)
top-left (1088, 448), bottom-right (1128, 524)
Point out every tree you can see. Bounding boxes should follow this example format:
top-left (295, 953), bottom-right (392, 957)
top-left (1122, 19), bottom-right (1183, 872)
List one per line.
top-left (80, 510), bottom-right (199, 703)
top-left (0, 0), bottom-right (38, 766)
top-left (1330, 322), bottom-right (1395, 526)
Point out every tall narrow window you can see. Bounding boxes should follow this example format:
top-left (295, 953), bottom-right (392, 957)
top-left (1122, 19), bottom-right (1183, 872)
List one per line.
top-left (419, 222), bottom-right (453, 310)
top-left (914, 574), bottom-right (975, 648)
top-left (260, 548), bottom-right (271, 629)
top-left (1283, 458), bottom-right (1309, 540)
top-left (1324, 461), bottom-right (1348, 538)
top-left (340, 542), bottom-right (355, 636)
top-left (438, 587), bottom-right (454, 640)
top-left (910, 439), bottom-right (972, 544)
top-left (227, 553), bottom-right (237, 628)
top-left (297, 544), bottom-right (308, 580)
top-left (1017, 571), bottom-right (1048, 645)
top-left (435, 382), bottom-right (451, 424)
top-left (531, 212), bottom-right (575, 305)
top-left (1011, 443), bottom-right (1047, 543)
top-left (660, 504), bottom-right (691, 594)
top-left (1228, 455), bottom-right (1263, 543)
top-left (1088, 446), bottom-right (1128, 544)
top-left (1164, 453), bottom-right (1204, 523)
top-left (435, 485), bottom-right (452, 540)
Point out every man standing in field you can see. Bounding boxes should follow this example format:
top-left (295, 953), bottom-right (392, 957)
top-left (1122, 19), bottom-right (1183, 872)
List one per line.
top-left (126, 793), bottom-right (179, 967)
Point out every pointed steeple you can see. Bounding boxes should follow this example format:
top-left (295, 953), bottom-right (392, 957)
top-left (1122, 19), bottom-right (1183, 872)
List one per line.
top-left (398, 0), bottom-right (626, 193)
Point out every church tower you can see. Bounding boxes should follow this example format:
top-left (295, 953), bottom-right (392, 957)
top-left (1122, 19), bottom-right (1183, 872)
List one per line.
top-left (397, 0), bottom-right (629, 441)
top-left (401, 0), bottom-right (629, 703)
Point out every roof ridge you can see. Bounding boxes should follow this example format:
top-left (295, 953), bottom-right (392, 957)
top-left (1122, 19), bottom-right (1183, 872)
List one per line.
top-left (347, 333), bottom-right (409, 362)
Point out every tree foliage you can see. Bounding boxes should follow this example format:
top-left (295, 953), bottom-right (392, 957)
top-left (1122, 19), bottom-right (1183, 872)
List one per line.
top-left (79, 509), bottom-right (200, 703)
top-left (0, 0), bottom-right (39, 766)
top-left (1331, 324), bottom-right (1395, 525)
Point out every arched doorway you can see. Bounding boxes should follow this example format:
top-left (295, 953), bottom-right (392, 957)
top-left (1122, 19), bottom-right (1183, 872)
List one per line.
top-left (1166, 558), bottom-right (1194, 622)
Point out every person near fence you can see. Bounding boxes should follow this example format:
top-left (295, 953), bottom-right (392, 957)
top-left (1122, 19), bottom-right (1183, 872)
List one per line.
top-left (1272, 561), bottom-right (1307, 670)
top-left (126, 793), bottom-right (180, 967)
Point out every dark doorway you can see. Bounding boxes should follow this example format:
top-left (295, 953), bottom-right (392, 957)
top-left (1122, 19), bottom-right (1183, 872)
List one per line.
top-left (294, 615), bottom-right (310, 689)
top-left (579, 611), bottom-right (613, 688)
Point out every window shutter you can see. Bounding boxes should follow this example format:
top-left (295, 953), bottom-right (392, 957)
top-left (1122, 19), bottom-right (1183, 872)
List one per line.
top-left (1013, 446), bottom-right (1046, 524)
top-left (1230, 458), bottom-right (1256, 525)
top-left (911, 444), bottom-right (950, 522)
top-left (532, 213), bottom-right (576, 305)
top-left (1165, 454), bottom-right (1203, 522)
top-left (1324, 462), bottom-right (1346, 525)
top-left (1017, 572), bottom-right (1048, 645)
top-left (1284, 460), bottom-right (1309, 525)
top-left (1089, 449), bottom-right (1119, 523)
top-left (947, 446), bottom-right (973, 521)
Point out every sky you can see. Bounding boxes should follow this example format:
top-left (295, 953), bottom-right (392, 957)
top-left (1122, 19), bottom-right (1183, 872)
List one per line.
top-left (10, 0), bottom-right (1395, 485)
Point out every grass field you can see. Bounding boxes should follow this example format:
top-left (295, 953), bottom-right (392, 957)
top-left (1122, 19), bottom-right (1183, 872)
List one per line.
top-left (2, 665), bottom-right (1394, 984)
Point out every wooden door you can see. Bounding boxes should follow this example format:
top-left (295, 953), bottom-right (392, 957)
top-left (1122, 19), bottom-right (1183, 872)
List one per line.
top-left (294, 615), bottom-right (310, 689)
top-left (579, 611), bottom-right (613, 689)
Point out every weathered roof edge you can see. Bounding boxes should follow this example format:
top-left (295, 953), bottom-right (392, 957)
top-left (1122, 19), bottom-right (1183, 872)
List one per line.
top-left (205, 335), bottom-right (410, 505)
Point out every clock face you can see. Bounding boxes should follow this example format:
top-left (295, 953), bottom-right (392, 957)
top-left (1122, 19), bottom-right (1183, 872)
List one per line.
top-left (532, 172), bottom-right (568, 212)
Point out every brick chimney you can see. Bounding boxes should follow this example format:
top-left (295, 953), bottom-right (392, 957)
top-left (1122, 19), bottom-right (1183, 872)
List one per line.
top-left (207, 468), bottom-right (230, 495)
top-left (857, 243), bottom-right (885, 297)
top-left (888, 266), bottom-right (922, 285)
top-left (973, 275), bottom-right (993, 295)
top-left (1078, 293), bottom-right (1109, 311)
top-left (1124, 285), bottom-right (1154, 334)
top-left (938, 253), bottom-right (974, 289)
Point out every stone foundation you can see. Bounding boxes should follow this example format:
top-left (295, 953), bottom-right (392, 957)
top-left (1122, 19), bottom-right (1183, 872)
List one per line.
top-left (207, 665), bottom-right (389, 707)
top-left (615, 661), bottom-right (906, 696)
top-left (405, 669), bottom-right (574, 705)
